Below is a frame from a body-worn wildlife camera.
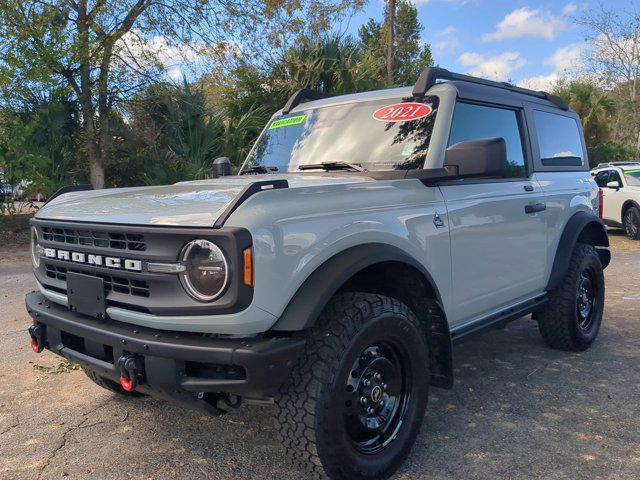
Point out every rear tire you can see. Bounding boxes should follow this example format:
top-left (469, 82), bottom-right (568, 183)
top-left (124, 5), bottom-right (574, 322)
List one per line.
top-left (623, 206), bottom-right (640, 240)
top-left (537, 243), bottom-right (605, 351)
top-left (82, 367), bottom-right (146, 397)
top-left (275, 293), bottom-right (429, 480)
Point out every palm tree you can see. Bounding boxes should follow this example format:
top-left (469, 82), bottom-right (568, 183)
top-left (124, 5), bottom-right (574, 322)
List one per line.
top-left (277, 35), bottom-right (385, 95)
top-left (553, 81), bottom-right (615, 146)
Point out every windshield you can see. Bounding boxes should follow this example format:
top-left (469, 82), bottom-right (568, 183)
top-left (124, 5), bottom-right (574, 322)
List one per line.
top-left (625, 169), bottom-right (640, 186)
top-left (242, 96), bottom-right (440, 173)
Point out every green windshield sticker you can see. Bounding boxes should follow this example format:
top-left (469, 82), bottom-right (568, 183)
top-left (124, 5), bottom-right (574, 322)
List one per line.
top-left (268, 114), bottom-right (306, 130)
top-left (626, 169), bottom-right (640, 174)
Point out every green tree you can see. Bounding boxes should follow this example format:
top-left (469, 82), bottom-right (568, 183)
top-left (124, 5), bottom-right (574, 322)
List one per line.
top-left (553, 80), bottom-right (615, 149)
top-left (276, 34), bottom-right (385, 94)
top-left (0, 0), bottom-right (363, 188)
top-left (358, 0), bottom-right (433, 86)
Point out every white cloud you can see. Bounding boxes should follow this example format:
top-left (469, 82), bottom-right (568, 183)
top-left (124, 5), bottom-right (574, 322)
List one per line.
top-left (518, 74), bottom-right (560, 91)
top-left (517, 42), bottom-right (586, 91)
top-left (118, 31), bottom-right (203, 69)
top-left (458, 50), bottom-right (526, 81)
top-left (483, 7), bottom-right (566, 42)
top-left (433, 26), bottom-right (459, 55)
top-left (166, 68), bottom-right (185, 83)
top-left (562, 3), bottom-right (577, 16)
top-left (544, 43), bottom-right (585, 75)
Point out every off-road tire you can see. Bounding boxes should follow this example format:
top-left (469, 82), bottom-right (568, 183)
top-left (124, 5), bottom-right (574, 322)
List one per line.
top-left (275, 292), bottom-right (429, 480)
top-left (623, 206), bottom-right (640, 240)
top-left (82, 367), bottom-right (146, 397)
top-left (537, 243), bottom-right (605, 351)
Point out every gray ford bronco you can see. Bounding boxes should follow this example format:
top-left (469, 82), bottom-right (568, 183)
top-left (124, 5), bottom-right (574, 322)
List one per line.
top-left (26, 68), bottom-right (610, 480)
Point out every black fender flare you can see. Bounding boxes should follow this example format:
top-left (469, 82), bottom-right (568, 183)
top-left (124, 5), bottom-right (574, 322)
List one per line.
top-left (546, 211), bottom-right (610, 291)
top-left (270, 243), bottom-right (444, 332)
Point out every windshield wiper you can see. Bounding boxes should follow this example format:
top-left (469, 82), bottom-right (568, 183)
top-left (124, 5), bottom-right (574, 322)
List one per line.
top-left (298, 162), bottom-right (366, 172)
top-left (240, 165), bottom-right (279, 175)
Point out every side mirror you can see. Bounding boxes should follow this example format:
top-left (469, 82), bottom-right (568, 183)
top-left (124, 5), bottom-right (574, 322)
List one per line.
top-left (444, 137), bottom-right (507, 177)
top-left (213, 157), bottom-right (232, 177)
top-left (606, 180), bottom-right (621, 189)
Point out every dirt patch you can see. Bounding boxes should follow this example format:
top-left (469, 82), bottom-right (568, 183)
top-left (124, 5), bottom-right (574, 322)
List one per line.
top-left (0, 214), bottom-right (32, 249)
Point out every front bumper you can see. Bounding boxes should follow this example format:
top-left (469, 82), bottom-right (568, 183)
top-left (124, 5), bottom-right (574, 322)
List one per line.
top-left (25, 292), bottom-right (305, 413)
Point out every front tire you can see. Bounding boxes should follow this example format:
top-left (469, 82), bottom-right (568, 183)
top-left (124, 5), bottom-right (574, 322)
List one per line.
top-left (275, 293), bottom-right (429, 480)
top-left (623, 206), bottom-right (640, 240)
top-left (537, 243), bottom-right (605, 351)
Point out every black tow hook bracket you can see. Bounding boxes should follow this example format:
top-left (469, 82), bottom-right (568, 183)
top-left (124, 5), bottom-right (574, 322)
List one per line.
top-left (117, 354), bottom-right (145, 392)
top-left (28, 324), bottom-right (46, 353)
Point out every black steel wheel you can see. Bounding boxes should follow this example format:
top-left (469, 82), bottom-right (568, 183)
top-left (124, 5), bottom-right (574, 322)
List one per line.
top-left (576, 268), bottom-right (598, 331)
top-left (538, 243), bottom-right (605, 351)
top-left (275, 293), bottom-right (429, 480)
top-left (343, 343), bottom-right (412, 455)
top-left (623, 206), bottom-right (640, 240)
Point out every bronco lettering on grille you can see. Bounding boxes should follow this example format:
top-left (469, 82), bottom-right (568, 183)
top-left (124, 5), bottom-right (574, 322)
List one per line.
top-left (43, 248), bottom-right (143, 272)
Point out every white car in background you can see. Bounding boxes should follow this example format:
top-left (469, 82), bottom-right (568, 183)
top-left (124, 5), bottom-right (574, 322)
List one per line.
top-left (592, 162), bottom-right (640, 239)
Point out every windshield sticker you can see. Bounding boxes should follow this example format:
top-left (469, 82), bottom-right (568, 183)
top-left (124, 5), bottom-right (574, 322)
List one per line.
top-left (401, 142), bottom-right (416, 156)
top-left (268, 114), bottom-right (307, 130)
top-left (626, 169), bottom-right (640, 174)
top-left (372, 102), bottom-right (433, 122)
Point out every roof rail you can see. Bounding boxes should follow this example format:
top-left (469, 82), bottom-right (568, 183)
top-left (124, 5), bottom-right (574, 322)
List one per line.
top-left (595, 161), bottom-right (640, 168)
top-left (412, 67), bottom-right (569, 110)
top-left (282, 89), bottom-right (336, 114)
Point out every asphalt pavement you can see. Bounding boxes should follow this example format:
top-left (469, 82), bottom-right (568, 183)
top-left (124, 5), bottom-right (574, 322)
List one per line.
top-left (0, 234), bottom-right (638, 479)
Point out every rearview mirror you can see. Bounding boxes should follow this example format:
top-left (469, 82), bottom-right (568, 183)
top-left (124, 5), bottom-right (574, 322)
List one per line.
top-left (444, 138), bottom-right (507, 177)
top-left (213, 157), bottom-right (232, 177)
top-left (606, 180), bottom-right (621, 189)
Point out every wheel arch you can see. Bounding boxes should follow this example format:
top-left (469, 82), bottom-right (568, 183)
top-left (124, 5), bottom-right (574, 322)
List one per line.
top-left (622, 199), bottom-right (640, 219)
top-left (270, 243), bottom-right (454, 389)
top-left (546, 211), bottom-right (610, 292)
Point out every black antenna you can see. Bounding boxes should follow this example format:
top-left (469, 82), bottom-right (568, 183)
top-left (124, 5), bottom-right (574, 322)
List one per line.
top-left (282, 89), bottom-right (336, 114)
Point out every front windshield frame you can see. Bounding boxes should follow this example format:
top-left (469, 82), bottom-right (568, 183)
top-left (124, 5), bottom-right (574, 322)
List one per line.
top-left (241, 94), bottom-right (442, 174)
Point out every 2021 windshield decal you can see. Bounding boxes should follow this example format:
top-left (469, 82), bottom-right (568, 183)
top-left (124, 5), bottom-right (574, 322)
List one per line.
top-left (268, 114), bottom-right (307, 130)
top-left (372, 103), bottom-right (433, 122)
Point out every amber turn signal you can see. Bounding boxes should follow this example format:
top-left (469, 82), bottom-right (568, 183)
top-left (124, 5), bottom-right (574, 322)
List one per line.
top-left (243, 248), bottom-right (253, 286)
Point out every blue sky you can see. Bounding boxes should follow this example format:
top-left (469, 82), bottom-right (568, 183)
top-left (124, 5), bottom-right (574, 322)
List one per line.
top-left (341, 0), bottom-right (635, 89)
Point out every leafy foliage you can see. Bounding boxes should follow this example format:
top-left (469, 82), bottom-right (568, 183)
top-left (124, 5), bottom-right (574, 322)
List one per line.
top-left (358, 0), bottom-right (433, 86)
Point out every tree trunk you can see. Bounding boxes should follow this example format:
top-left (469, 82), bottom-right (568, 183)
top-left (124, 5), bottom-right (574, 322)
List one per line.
top-left (89, 143), bottom-right (105, 189)
top-left (386, 0), bottom-right (396, 85)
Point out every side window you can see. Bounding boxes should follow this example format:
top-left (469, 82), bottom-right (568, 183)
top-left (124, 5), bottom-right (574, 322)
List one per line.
top-left (448, 102), bottom-right (526, 178)
top-left (593, 170), bottom-right (612, 187)
top-left (533, 110), bottom-right (584, 167)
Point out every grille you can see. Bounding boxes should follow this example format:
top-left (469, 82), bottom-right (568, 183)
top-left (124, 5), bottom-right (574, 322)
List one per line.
top-left (45, 264), bottom-right (150, 298)
top-left (41, 226), bottom-right (146, 251)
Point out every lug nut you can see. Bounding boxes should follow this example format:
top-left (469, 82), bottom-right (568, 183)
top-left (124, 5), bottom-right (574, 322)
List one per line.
top-left (360, 396), bottom-right (368, 406)
top-left (363, 379), bottom-right (370, 386)
top-left (367, 407), bottom-right (374, 415)
top-left (374, 373), bottom-right (381, 381)
top-left (382, 383), bottom-right (388, 390)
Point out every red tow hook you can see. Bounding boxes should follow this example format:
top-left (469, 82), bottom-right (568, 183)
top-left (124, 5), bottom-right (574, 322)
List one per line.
top-left (117, 354), bottom-right (144, 392)
top-left (119, 376), bottom-right (136, 392)
top-left (28, 325), bottom-right (45, 353)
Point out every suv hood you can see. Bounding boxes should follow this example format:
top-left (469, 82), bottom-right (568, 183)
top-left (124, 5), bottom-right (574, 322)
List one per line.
top-left (36, 174), bottom-right (374, 227)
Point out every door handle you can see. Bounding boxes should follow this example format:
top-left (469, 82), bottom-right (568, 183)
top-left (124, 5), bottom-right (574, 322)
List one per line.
top-left (525, 203), bottom-right (546, 214)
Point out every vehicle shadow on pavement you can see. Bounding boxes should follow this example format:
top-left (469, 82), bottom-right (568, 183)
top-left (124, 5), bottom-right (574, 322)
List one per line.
top-left (2, 252), bottom-right (638, 480)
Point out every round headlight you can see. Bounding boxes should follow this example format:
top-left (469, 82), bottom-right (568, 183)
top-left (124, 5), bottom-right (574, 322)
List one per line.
top-left (179, 239), bottom-right (229, 302)
top-left (30, 227), bottom-right (41, 268)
